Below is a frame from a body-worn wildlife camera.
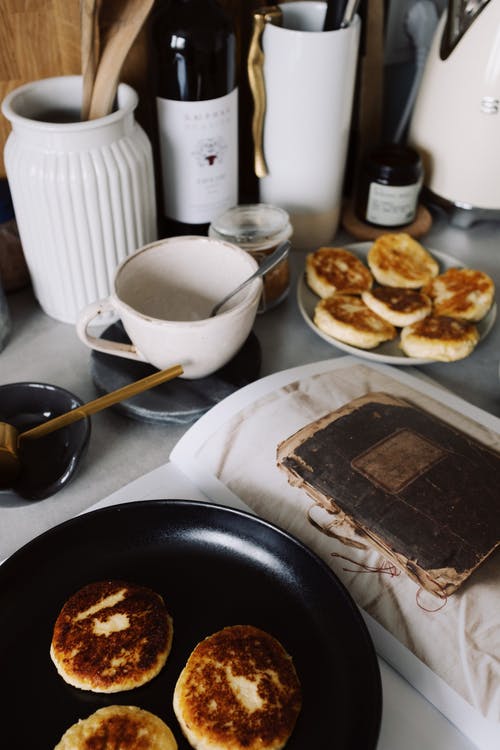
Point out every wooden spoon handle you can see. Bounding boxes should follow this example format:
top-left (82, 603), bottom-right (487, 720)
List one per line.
top-left (88, 0), bottom-right (155, 119)
top-left (81, 0), bottom-right (100, 121)
top-left (19, 364), bottom-right (183, 442)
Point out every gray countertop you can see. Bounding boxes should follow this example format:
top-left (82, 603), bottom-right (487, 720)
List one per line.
top-left (1, 209), bottom-right (499, 562)
top-left (1, 209), bottom-right (497, 750)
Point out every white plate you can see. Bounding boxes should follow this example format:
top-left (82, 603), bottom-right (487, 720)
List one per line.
top-left (297, 242), bottom-right (497, 365)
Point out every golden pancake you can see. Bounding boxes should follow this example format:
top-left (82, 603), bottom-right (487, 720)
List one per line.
top-left (367, 233), bottom-right (439, 289)
top-left (54, 705), bottom-right (177, 750)
top-left (400, 315), bottom-right (480, 361)
top-left (361, 287), bottom-right (432, 327)
top-left (50, 580), bottom-right (173, 692)
top-left (173, 624), bottom-right (302, 750)
top-left (306, 246), bottom-right (373, 298)
top-left (423, 267), bottom-right (495, 322)
top-left (314, 294), bottom-right (397, 349)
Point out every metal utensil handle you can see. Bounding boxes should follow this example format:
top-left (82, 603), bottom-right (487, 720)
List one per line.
top-left (247, 5), bottom-right (283, 178)
top-left (19, 363), bottom-right (183, 442)
top-left (341, 0), bottom-right (361, 27)
top-left (211, 240), bottom-right (290, 317)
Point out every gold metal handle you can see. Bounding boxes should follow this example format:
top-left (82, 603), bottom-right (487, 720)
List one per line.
top-left (247, 5), bottom-right (283, 178)
top-left (18, 364), bottom-right (183, 442)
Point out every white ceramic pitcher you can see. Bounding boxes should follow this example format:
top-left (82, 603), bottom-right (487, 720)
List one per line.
top-left (248, 2), bottom-right (360, 249)
top-left (2, 76), bottom-right (157, 324)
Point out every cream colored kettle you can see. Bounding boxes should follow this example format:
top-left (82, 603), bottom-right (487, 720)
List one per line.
top-left (408, 0), bottom-right (500, 227)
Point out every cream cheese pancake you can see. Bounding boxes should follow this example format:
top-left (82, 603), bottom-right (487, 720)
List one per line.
top-left (50, 580), bottom-right (173, 692)
top-left (423, 267), bottom-right (495, 322)
top-left (306, 246), bottom-right (373, 298)
top-left (314, 294), bottom-right (397, 349)
top-left (361, 287), bottom-right (432, 327)
top-left (173, 624), bottom-right (302, 750)
top-left (367, 233), bottom-right (439, 288)
top-left (400, 315), bottom-right (480, 361)
top-left (54, 705), bottom-right (177, 750)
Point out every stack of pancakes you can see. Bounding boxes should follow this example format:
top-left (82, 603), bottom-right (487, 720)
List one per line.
top-left (50, 581), bottom-right (301, 750)
top-left (306, 232), bottom-right (495, 361)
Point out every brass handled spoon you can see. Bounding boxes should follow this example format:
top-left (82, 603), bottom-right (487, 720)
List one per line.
top-left (210, 240), bottom-right (291, 317)
top-left (0, 363), bottom-right (183, 489)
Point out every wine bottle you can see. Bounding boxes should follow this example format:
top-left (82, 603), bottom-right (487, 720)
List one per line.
top-left (150, 0), bottom-right (238, 237)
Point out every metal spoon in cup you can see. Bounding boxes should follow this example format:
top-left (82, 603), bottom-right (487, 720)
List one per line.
top-left (210, 240), bottom-right (291, 317)
top-left (0, 363), bottom-right (183, 490)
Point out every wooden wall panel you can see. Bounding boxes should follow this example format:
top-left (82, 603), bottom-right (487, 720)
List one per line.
top-left (0, 0), bottom-right (81, 176)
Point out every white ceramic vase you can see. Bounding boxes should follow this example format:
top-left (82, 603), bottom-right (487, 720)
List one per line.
top-left (2, 76), bottom-right (157, 323)
top-left (254, 2), bottom-right (360, 249)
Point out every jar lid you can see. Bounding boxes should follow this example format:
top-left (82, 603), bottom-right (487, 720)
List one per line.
top-left (363, 144), bottom-right (422, 183)
top-left (210, 204), bottom-right (291, 248)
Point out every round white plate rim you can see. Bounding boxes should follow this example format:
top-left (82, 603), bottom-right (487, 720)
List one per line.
top-left (297, 242), bottom-right (497, 366)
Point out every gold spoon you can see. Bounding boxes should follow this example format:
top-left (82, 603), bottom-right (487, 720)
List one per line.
top-left (0, 363), bottom-right (183, 489)
top-left (88, 0), bottom-right (155, 119)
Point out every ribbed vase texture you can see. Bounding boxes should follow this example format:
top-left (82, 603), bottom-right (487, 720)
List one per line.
top-left (2, 77), bottom-right (157, 324)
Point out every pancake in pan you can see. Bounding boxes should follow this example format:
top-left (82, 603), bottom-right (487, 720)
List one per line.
top-left (173, 624), bottom-right (302, 750)
top-left (50, 580), bottom-right (173, 692)
top-left (54, 705), bottom-right (178, 750)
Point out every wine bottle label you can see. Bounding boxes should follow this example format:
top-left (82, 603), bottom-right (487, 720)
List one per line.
top-left (157, 89), bottom-right (238, 225)
top-left (366, 181), bottom-right (420, 226)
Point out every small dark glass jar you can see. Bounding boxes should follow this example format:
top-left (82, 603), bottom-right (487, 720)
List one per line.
top-left (355, 144), bottom-right (423, 228)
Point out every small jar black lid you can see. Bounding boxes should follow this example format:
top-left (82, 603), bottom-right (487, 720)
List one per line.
top-left (363, 144), bottom-right (422, 183)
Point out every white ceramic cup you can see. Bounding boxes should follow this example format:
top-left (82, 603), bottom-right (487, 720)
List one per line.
top-left (76, 236), bottom-right (262, 379)
top-left (255, 2), bottom-right (360, 249)
top-left (1, 76), bottom-right (157, 324)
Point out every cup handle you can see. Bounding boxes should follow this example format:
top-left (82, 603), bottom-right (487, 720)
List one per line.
top-left (76, 298), bottom-right (145, 362)
top-left (248, 5), bottom-right (283, 178)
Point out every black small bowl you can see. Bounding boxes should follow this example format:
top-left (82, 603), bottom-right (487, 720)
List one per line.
top-left (0, 382), bottom-right (91, 500)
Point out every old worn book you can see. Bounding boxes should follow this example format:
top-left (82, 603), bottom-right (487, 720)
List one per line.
top-left (277, 392), bottom-right (500, 596)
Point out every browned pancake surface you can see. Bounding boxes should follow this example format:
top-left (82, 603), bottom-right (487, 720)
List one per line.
top-left (368, 287), bottom-right (429, 313)
top-left (318, 295), bottom-right (393, 333)
top-left (423, 267), bottom-right (494, 320)
top-left (367, 233), bottom-right (439, 288)
top-left (51, 580), bottom-right (173, 692)
top-left (307, 247), bottom-right (372, 296)
top-left (405, 315), bottom-right (477, 342)
top-left (54, 705), bottom-right (177, 750)
top-left (174, 624), bottom-right (301, 750)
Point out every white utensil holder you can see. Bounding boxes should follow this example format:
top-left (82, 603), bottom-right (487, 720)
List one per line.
top-left (2, 76), bottom-right (157, 324)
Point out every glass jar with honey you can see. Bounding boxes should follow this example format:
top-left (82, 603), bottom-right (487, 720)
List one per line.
top-left (209, 204), bottom-right (292, 312)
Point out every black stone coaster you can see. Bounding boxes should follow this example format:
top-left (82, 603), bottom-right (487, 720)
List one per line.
top-left (90, 321), bottom-right (262, 424)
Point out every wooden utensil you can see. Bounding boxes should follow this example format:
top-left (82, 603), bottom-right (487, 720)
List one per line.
top-left (80, 0), bottom-right (101, 121)
top-left (88, 0), bottom-right (155, 120)
top-left (0, 363), bottom-right (183, 489)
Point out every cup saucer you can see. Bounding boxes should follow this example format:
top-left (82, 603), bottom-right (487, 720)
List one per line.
top-left (90, 321), bottom-right (261, 424)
